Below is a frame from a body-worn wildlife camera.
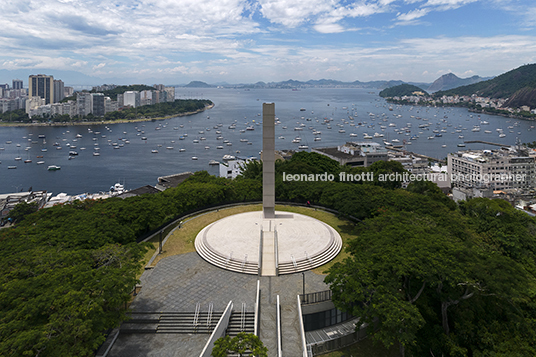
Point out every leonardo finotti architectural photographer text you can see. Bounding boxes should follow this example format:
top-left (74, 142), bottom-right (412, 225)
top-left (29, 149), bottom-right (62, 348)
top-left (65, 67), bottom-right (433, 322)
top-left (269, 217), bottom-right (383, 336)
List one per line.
top-left (282, 172), bottom-right (528, 183)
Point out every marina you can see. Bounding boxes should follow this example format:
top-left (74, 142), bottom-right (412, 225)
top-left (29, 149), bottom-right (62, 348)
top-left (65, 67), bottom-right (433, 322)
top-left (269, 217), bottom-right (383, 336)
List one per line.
top-left (0, 87), bottom-right (535, 195)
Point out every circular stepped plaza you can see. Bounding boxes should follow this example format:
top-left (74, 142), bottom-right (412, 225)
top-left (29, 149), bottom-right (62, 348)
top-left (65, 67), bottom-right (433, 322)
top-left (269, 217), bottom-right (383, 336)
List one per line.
top-left (195, 211), bottom-right (342, 275)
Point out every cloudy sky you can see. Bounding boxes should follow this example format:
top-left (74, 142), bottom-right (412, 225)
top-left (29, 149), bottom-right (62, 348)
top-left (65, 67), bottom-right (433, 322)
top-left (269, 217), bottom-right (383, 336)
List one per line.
top-left (1, 0), bottom-right (535, 85)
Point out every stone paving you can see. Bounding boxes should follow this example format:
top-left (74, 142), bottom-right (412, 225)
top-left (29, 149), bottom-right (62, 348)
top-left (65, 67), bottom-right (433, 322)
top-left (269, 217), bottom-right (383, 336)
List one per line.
top-left (108, 252), bottom-right (329, 357)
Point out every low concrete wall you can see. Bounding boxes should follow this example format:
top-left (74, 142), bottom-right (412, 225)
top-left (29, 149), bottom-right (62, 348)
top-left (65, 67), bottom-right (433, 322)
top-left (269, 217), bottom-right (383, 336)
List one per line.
top-left (198, 301), bottom-right (234, 357)
top-left (297, 295), bottom-right (308, 357)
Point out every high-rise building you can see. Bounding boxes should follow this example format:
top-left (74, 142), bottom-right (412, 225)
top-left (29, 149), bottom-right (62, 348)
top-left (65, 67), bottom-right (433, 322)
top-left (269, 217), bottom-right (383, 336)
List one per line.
top-left (64, 86), bottom-right (74, 97)
top-left (123, 91), bottom-right (140, 108)
top-left (164, 87), bottom-right (175, 102)
top-left (29, 74), bottom-right (54, 104)
top-left (76, 92), bottom-right (93, 117)
top-left (12, 79), bottom-right (23, 90)
top-left (53, 80), bottom-right (65, 103)
top-left (92, 93), bottom-right (105, 117)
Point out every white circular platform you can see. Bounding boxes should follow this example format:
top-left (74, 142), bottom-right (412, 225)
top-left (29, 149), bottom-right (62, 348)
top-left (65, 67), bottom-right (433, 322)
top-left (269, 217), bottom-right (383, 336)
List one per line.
top-left (195, 211), bottom-right (342, 275)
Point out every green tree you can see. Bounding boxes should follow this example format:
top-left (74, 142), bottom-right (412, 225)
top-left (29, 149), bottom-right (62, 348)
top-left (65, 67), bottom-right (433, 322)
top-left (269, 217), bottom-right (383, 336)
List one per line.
top-left (7, 201), bottom-right (39, 223)
top-left (212, 332), bottom-right (268, 357)
top-left (324, 211), bottom-right (474, 356)
top-left (325, 199), bottom-right (536, 356)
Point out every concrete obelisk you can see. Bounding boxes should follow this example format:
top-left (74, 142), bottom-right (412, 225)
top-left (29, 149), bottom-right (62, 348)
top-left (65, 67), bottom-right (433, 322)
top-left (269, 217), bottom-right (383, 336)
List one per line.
top-left (262, 103), bottom-right (275, 219)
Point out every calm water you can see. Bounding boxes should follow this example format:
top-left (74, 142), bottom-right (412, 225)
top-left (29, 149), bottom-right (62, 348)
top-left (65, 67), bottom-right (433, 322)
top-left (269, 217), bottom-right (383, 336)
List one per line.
top-left (0, 88), bottom-right (534, 195)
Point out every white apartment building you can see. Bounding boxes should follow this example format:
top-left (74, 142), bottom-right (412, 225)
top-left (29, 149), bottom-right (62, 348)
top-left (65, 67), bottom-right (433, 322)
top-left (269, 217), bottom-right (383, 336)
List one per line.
top-left (76, 92), bottom-right (93, 117)
top-left (448, 147), bottom-right (536, 192)
top-left (123, 91), bottom-right (140, 108)
top-left (164, 86), bottom-right (175, 102)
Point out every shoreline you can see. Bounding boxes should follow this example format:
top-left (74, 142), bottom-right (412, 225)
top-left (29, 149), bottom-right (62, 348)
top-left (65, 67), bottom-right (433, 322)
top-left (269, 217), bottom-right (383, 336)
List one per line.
top-left (0, 103), bottom-right (214, 128)
top-left (385, 99), bottom-right (535, 121)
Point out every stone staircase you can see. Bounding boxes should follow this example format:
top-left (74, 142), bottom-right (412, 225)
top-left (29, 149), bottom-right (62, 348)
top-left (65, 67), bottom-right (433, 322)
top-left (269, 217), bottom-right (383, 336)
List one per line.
top-left (120, 311), bottom-right (223, 334)
top-left (195, 230), bottom-right (259, 275)
top-left (227, 311), bottom-right (255, 336)
top-left (278, 223), bottom-right (342, 274)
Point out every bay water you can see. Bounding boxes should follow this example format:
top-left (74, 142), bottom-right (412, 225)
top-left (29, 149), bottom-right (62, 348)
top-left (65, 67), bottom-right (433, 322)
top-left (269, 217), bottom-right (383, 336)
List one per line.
top-left (0, 87), bottom-right (533, 195)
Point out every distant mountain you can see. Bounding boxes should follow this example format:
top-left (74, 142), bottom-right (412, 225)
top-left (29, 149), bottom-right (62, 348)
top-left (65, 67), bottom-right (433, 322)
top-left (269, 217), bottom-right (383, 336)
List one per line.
top-left (435, 64), bottom-right (536, 109)
top-left (222, 78), bottom-right (424, 90)
top-left (183, 81), bottom-right (213, 88)
top-left (427, 73), bottom-right (486, 92)
top-left (0, 69), bottom-right (106, 87)
top-left (379, 84), bottom-right (429, 98)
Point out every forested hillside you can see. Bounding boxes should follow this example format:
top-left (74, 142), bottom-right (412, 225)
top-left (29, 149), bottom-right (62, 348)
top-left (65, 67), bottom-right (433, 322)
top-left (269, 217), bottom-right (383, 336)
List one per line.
top-left (435, 63), bottom-right (536, 103)
top-left (1, 152), bottom-right (535, 356)
top-left (379, 83), bottom-right (428, 98)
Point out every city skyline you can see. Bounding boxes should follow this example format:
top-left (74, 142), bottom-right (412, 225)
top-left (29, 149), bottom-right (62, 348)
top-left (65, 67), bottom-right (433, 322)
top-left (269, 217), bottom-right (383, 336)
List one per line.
top-left (1, 0), bottom-right (535, 85)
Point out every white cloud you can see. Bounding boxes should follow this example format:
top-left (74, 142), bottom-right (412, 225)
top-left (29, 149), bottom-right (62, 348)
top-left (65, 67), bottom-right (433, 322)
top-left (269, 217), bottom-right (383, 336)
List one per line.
top-left (0, 0), bottom-right (534, 84)
top-left (257, 0), bottom-right (333, 27)
top-left (396, 8), bottom-right (430, 21)
top-left (258, 0), bottom-right (390, 32)
top-left (424, 0), bottom-right (478, 9)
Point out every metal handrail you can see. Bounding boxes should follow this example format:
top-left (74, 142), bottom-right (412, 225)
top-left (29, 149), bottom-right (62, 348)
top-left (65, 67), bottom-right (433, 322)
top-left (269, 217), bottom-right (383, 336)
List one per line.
top-left (207, 302), bottom-right (213, 327)
top-left (241, 302), bottom-right (246, 332)
top-left (193, 302), bottom-right (201, 332)
top-left (300, 290), bottom-right (333, 305)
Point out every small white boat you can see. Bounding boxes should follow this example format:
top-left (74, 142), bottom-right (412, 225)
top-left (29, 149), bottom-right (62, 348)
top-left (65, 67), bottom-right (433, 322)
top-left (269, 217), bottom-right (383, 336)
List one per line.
top-left (48, 165), bottom-right (61, 171)
top-left (192, 156), bottom-right (198, 160)
top-left (151, 149), bottom-right (158, 153)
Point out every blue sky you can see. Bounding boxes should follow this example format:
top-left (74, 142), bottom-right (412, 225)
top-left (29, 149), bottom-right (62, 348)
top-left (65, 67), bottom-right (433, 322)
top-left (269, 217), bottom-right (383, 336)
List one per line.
top-left (1, 0), bottom-right (535, 85)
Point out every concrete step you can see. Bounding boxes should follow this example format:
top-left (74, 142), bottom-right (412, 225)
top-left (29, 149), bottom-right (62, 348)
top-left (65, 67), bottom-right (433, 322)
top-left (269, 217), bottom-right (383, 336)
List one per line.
top-left (195, 234), bottom-right (259, 274)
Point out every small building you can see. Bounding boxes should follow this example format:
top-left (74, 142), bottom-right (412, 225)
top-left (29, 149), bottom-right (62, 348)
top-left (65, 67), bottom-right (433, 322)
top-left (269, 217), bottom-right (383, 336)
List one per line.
top-left (117, 185), bottom-right (161, 199)
top-left (156, 172), bottom-right (193, 190)
top-left (219, 157), bottom-right (257, 179)
top-left (312, 141), bottom-right (388, 167)
top-left (0, 190), bottom-right (51, 220)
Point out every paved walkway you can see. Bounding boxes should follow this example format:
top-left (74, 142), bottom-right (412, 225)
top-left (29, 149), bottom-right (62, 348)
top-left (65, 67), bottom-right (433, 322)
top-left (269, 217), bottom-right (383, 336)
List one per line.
top-left (107, 252), bottom-right (329, 357)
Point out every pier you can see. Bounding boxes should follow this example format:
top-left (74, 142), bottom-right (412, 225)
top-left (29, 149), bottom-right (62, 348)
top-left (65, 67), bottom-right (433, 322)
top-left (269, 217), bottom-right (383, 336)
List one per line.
top-left (463, 140), bottom-right (512, 147)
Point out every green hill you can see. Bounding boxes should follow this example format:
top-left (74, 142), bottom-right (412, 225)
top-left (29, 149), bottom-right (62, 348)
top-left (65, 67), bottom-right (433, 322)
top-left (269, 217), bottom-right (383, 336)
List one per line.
top-left (379, 83), bottom-right (428, 98)
top-left (434, 64), bottom-right (536, 105)
top-left (184, 81), bottom-right (213, 88)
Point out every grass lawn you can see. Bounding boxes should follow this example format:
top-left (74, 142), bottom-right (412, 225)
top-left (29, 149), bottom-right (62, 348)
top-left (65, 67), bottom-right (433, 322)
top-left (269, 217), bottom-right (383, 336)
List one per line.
top-left (147, 203), bottom-right (357, 272)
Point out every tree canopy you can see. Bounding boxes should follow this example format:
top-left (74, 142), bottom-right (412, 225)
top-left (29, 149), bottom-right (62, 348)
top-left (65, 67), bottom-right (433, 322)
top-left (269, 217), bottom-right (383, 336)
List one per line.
top-left (211, 332), bottom-right (268, 357)
top-left (324, 191), bottom-right (536, 356)
top-left (2, 152), bottom-right (535, 356)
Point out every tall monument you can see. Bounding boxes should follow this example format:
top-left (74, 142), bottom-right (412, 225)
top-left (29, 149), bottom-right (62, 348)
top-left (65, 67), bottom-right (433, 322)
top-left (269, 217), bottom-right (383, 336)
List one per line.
top-left (195, 102), bottom-right (342, 277)
top-left (262, 103), bottom-right (275, 219)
